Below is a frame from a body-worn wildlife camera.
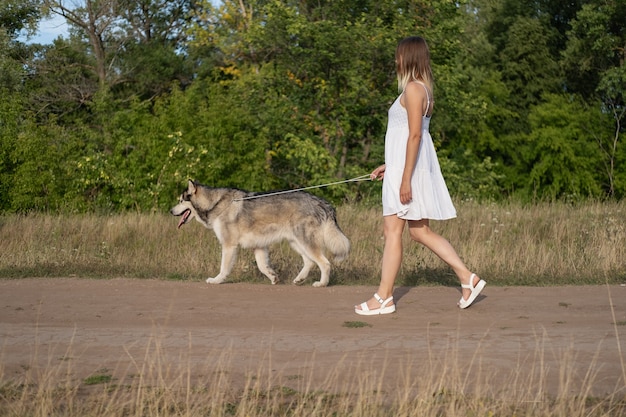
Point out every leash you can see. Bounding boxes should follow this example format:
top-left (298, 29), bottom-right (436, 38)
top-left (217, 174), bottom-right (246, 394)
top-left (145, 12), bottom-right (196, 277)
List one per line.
top-left (234, 174), bottom-right (372, 201)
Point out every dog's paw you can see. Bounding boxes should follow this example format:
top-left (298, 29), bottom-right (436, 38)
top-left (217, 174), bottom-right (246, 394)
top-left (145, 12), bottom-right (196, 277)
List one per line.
top-left (312, 281), bottom-right (328, 288)
top-left (292, 278), bottom-right (305, 286)
top-left (206, 277), bottom-right (224, 284)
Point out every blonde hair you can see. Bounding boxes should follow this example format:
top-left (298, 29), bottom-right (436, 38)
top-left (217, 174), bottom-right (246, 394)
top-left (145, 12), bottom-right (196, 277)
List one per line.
top-left (396, 36), bottom-right (434, 94)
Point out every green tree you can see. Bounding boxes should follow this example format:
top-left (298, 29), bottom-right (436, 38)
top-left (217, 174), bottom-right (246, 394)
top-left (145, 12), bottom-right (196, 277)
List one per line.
top-left (4, 0), bottom-right (625, 213)
top-left (0, 0), bottom-right (42, 210)
top-left (0, 94), bottom-right (23, 210)
top-left (7, 119), bottom-right (84, 211)
top-left (113, 0), bottom-right (196, 99)
top-left (596, 67), bottom-right (626, 197)
top-left (0, 0), bottom-right (40, 36)
top-left (563, 0), bottom-right (625, 197)
top-left (562, 0), bottom-right (625, 98)
top-left (0, 0), bottom-right (40, 91)
top-left (520, 94), bottom-right (604, 200)
top-left (40, 0), bottom-right (195, 101)
top-left (499, 17), bottom-right (561, 113)
top-left (189, 0), bottom-right (470, 193)
top-left (24, 37), bottom-right (100, 123)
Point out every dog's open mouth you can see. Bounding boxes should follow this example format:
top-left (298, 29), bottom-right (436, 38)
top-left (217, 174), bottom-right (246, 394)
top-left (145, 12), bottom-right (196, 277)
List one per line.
top-left (177, 209), bottom-right (191, 229)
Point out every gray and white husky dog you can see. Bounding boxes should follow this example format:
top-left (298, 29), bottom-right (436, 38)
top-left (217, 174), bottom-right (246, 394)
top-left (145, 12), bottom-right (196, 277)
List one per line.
top-left (170, 180), bottom-right (351, 287)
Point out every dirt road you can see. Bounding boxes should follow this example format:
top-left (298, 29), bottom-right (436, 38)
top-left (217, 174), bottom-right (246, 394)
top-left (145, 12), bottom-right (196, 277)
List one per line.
top-left (1, 278), bottom-right (625, 397)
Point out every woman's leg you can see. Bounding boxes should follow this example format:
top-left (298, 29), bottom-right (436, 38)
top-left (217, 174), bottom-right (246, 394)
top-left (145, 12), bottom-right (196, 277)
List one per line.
top-left (356, 214), bottom-right (405, 310)
top-left (407, 219), bottom-right (481, 301)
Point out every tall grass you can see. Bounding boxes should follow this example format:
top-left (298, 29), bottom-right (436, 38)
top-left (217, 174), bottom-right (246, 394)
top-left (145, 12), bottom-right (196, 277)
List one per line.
top-left (1, 329), bottom-right (624, 416)
top-left (1, 200), bottom-right (624, 285)
top-left (2, 201), bottom-right (626, 416)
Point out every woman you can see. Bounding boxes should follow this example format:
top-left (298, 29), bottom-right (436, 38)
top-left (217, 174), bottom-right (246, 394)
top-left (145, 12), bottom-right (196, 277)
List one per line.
top-left (355, 36), bottom-right (485, 315)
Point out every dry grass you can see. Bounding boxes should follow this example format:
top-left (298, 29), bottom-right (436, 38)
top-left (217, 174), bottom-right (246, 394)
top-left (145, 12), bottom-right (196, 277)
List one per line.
top-left (0, 200), bottom-right (624, 286)
top-left (1, 201), bottom-right (626, 416)
top-left (1, 328), bottom-right (625, 417)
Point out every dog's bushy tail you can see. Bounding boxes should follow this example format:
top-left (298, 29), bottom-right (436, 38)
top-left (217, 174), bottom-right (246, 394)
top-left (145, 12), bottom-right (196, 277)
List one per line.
top-left (322, 221), bottom-right (351, 262)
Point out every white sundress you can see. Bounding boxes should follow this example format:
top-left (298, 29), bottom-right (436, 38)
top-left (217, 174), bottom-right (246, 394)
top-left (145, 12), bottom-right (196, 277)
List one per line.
top-left (382, 82), bottom-right (456, 220)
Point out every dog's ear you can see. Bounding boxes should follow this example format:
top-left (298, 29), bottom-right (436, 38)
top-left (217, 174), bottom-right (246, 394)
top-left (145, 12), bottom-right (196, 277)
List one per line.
top-left (187, 179), bottom-right (197, 194)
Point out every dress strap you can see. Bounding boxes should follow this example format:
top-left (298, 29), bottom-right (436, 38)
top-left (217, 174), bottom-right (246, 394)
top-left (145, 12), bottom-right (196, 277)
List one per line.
top-left (415, 81), bottom-right (432, 117)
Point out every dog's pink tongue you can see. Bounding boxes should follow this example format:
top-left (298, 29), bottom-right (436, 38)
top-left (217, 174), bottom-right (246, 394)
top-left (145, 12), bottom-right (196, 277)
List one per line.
top-left (177, 210), bottom-right (190, 229)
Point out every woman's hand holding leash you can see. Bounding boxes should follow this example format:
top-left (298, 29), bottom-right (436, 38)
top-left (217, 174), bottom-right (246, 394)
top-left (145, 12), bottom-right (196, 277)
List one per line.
top-left (370, 164), bottom-right (386, 181)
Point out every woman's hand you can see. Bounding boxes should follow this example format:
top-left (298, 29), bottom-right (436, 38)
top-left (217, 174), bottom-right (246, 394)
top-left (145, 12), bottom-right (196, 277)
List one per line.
top-left (400, 178), bottom-right (412, 204)
top-left (370, 164), bottom-right (386, 181)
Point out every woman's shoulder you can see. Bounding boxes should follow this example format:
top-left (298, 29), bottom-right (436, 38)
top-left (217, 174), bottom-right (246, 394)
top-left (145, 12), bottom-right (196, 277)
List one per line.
top-left (406, 80), bottom-right (430, 93)
top-left (403, 81), bottom-right (429, 100)
top-left (402, 80), bottom-right (433, 116)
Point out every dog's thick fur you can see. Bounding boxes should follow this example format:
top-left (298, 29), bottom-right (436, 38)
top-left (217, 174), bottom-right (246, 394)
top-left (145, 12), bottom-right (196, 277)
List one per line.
top-left (170, 180), bottom-right (351, 287)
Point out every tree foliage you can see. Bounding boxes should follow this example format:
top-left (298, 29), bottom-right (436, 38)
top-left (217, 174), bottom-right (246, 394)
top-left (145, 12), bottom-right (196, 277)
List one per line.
top-left (0, 0), bottom-right (624, 213)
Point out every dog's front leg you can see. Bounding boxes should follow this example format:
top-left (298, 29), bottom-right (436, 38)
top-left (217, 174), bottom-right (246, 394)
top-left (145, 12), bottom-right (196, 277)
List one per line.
top-left (206, 245), bottom-right (237, 284)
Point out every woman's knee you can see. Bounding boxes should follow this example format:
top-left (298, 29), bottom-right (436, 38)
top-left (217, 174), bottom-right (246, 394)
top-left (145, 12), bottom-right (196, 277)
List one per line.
top-left (383, 216), bottom-right (405, 240)
top-left (408, 221), bottom-right (431, 243)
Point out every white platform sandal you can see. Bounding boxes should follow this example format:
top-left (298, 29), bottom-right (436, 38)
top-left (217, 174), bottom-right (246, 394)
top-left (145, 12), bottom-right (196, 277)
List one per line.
top-left (355, 293), bottom-right (396, 316)
top-left (458, 273), bottom-right (486, 309)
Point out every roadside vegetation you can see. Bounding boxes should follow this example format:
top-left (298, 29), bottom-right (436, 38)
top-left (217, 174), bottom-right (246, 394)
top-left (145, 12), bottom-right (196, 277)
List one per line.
top-left (2, 0), bottom-right (625, 214)
top-left (1, 325), bottom-right (625, 417)
top-left (1, 201), bottom-right (625, 416)
top-left (1, 200), bottom-right (624, 286)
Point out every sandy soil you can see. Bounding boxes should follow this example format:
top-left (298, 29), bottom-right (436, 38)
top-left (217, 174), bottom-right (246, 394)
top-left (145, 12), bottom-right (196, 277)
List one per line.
top-left (1, 278), bottom-right (625, 397)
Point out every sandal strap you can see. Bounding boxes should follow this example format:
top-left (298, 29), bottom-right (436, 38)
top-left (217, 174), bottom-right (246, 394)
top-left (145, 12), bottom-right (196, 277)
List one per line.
top-left (374, 293), bottom-right (393, 307)
top-left (461, 273), bottom-right (477, 289)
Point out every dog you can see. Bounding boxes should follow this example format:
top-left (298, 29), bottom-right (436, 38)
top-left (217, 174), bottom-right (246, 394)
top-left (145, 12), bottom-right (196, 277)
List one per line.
top-left (170, 180), bottom-right (351, 287)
